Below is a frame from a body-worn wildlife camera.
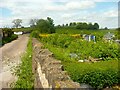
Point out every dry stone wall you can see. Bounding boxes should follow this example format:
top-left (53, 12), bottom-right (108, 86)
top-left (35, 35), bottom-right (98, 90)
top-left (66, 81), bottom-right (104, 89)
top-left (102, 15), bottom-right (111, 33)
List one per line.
top-left (32, 38), bottom-right (80, 89)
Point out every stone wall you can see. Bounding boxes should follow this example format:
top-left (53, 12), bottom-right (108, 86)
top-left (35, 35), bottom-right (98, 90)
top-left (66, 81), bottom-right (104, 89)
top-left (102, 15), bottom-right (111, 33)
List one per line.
top-left (32, 38), bottom-right (80, 89)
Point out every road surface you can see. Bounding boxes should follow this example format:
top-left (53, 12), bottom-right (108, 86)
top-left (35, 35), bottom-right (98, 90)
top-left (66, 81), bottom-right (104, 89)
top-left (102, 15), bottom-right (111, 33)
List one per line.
top-left (0, 35), bottom-right (29, 89)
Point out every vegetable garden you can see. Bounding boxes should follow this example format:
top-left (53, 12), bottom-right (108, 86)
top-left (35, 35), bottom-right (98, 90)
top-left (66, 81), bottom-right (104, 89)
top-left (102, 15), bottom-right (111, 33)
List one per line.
top-left (32, 28), bottom-right (119, 89)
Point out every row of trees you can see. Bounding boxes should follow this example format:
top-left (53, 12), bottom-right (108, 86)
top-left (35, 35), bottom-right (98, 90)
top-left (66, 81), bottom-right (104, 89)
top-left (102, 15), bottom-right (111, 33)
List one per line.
top-left (57, 22), bottom-right (100, 30)
top-left (12, 19), bottom-right (37, 28)
top-left (12, 19), bottom-right (99, 30)
top-left (12, 17), bottom-right (55, 34)
top-left (12, 19), bottom-right (103, 34)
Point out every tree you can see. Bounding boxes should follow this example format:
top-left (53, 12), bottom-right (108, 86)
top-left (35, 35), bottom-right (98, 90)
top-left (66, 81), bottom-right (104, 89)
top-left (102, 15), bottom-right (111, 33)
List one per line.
top-left (76, 22), bottom-right (83, 29)
top-left (93, 23), bottom-right (99, 30)
top-left (69, 22), bottom-right (76, 27)
top-left (2, 28), bottom-right (13, 37)
top-left (12, 19), bottom-right (22, 28)
top-left (36, 17), bottom-right (55, 33)
top-left (104, 27), bottom-right (108, 30)
top-left (56, 25), bottom-right (61, 28)
top-left (47, 17), bottom-right (55, 33)
top-left (62, 24), bottom-right (65, 27)
top-left (82, 23), bottom-right (88, 29)
top-left (66, 24), bottom-right (68, 26)
top-left (72, 22), bottom-right (76, 26)
top-left (29, 19), bottom-right (37, 27)
top-left (88, 23), bottom-right (94, 30)
top-left (76, 22), bottom-right (86, 29)
top-left (69, 22), bottom-right (72, 26)
top-left (36, 19), bottom-right (49, 33)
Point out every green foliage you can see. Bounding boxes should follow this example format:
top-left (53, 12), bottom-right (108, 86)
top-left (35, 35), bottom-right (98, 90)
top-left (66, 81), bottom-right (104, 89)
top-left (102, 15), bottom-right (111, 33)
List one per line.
top-left (93, 23), bottom-right (99, 30)
top-left (41, 34), bottom-right (74, 48)
top-left (56, 22), bottom-right (99, 30)
top-left (79, 70), bottom-right (118, 89)
top-left (40, 34), bottom-right (119, 60)
top-left (35, 17), bottom-right (55, 34)
top-left (2, 28), bottom-right (14, 38)
top-left (56, 28), bottom-right (118, 41)
top-left (2, 34), bottom-right (18, 45)
top-left (76, 22), bottom-right (89, 30)
top-left (65, 61), bottom-right (118, 89)
top-left (2, 28), bottom-right (18, 45)
top-left (12, 37), bottom-right (34, 88)
top-left (30, 30), bottom-right (39, 38)
top-left (38, 29), bottom-right (119, 89)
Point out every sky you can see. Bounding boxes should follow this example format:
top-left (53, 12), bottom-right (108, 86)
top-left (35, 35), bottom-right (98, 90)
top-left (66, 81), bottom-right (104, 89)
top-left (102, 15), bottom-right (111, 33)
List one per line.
top-left (0, 0), bottom-right (119, 28)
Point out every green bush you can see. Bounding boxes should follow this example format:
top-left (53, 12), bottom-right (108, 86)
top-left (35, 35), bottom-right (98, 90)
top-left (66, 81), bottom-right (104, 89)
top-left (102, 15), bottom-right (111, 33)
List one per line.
top-left (79, 70), bottom-right (118, 89)
top-left (2, 34), bottom-right (18, 45)
top-left (30, 30), bottom-right (39, 38)
top-left (64, 60), bottom-right (118, 89)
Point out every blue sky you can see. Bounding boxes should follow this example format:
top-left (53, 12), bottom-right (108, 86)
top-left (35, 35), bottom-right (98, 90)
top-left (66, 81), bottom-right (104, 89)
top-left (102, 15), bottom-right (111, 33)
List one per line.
top-left (0, 0), bottom-right (119, 28)
top-left (1, 8), bottom-right (12, 17)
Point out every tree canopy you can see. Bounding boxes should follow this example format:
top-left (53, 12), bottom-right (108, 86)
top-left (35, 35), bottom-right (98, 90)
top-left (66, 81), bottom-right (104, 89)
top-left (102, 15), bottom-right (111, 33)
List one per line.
top-left (29, 19), bottom-right (38, 27)
top-left (12, 19), bottom-right (22, 28)
top-left (57, 22), bottom-right (100, 30)
top-left (35, 17), bottom-right (55, 33)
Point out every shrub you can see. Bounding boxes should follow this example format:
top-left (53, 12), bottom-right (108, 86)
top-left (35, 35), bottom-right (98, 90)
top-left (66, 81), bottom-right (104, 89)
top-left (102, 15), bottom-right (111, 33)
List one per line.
top-left (78, 70), bottom-right (118, 89)
top-left (2, 34), bottom-right (18, 45)
top-left (64, 60), bottom-right (118, 89)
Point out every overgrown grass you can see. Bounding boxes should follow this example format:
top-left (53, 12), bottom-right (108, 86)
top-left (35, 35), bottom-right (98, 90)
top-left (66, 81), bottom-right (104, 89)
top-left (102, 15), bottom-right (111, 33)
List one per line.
top-left (41, 42), bottom-right (119, 89)
top-left (12, 37), bottom-right (34, 89)
top-left (38, 31), bottom-right (119, 89)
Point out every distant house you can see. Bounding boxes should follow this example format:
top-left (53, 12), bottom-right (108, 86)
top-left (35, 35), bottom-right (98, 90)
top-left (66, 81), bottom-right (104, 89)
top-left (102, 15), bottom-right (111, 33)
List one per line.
top-left (103, 32), bottom-right (115, 41)
top-left (14, 31), bottom-right (23, 35)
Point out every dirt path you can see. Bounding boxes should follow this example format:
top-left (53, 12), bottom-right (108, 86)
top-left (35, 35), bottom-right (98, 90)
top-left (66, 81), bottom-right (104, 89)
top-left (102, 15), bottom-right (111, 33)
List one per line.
top-left (0, 34), bottom-right (29, 89)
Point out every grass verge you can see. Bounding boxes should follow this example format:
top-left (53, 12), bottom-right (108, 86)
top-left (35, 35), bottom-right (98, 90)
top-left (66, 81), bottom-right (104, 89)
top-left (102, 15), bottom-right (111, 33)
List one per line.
top-left (12, 37), bottom-right (34, 89)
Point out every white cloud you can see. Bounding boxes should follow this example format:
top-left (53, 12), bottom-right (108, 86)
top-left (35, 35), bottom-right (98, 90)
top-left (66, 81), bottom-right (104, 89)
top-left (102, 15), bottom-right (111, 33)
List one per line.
top-left (66, 1), bottom-right (95, 9)
top-left (61, 14), bottom-right (73, 18)
top-left (45, 5), bottom-right (66, 11)
top-left (45, 1), bottom-right (95, 11)
top-left (0, 0), bottom-right (118, 28)
top-left (103, 10), bottom-right (118, 17)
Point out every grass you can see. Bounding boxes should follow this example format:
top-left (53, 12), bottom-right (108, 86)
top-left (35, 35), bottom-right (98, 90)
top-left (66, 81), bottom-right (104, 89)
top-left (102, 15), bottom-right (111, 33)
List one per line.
top-left (12, 37), bottom-right (34, 89)
top-left (38, 28), bottom-right (119, 89)
top-left (42, 42), bottom-right (119, 89)
top-left (12, 27), bottom-right (33, 32)
top-left (56, 28), bottom-right (119, 40)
